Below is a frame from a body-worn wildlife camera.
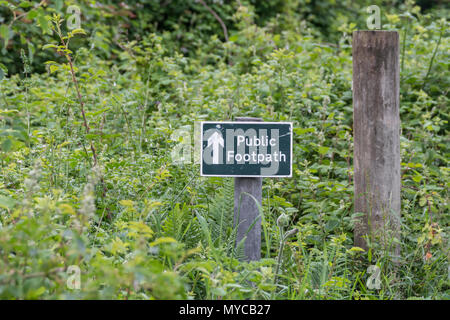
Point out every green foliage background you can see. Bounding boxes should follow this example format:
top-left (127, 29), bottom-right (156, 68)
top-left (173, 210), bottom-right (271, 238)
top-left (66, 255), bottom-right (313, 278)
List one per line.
top-left (0, 0), bottom-right (448, 299)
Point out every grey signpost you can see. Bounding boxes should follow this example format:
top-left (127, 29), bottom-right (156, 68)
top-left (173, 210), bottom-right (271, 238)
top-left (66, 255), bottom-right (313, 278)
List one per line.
top-left (200, 118), bottom-right (293, 261)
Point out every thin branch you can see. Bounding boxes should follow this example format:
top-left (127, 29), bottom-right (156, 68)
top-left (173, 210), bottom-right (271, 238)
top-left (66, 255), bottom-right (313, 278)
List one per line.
top-left (52, 17), bottom-right (111, 218)
top-left (55, 22), bottom-right (98, 166)
top-left (197, 0), bottom-right (229, 42)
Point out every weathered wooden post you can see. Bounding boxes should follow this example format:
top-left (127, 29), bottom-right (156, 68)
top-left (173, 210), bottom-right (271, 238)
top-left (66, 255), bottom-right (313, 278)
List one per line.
top-left (353, 31), bottom-right (401, 256)
top-left (234, 117), bottom-right (262, 262)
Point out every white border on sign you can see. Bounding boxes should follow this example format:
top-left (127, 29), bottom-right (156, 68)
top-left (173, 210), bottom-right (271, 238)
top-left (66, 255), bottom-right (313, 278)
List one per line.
top-left (200, 121), bottom-right (293, 178)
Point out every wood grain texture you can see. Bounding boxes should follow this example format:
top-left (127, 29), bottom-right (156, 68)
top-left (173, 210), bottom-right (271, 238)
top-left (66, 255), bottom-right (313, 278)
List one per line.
top-left (352, 31), bottom-right (401, 256)
top-left (234, 117), bottom-right (262, 261)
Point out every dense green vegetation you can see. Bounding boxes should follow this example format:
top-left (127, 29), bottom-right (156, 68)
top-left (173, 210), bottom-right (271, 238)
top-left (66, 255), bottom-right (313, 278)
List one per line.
top-left (0, 0), bottom-right (448, 299)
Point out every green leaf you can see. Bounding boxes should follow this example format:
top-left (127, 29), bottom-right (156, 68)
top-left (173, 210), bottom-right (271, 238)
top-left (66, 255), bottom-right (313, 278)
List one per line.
top-left (1, 138), bottom-right (12, 152)
top-left (294, 127), bottom-right (315, 135)
top-left (318, 146), bottom-right (330, 155)
top-left (119, 199), bottom-right (134, 207)
top-left (0, 24), bottom-right (10, 52)
top-left (27, 9), bottom-right (38, 20)
top-left (229, 34), bottom-right (238, 42)
top-left (42, 44), bottom-right (58, 50)
top-left (325, 218), bottom-right (339, 232)
top-left (0, 24), bottom-right (8, 39)
top-left (0, 109), bottom-right (18, 115)
top-left (49, 64), bottom-right (59, 74)
top-left (19, 1), bottom-right (33, 8)
top-left (149, 237), bottom-right (177, 247)
top-left (0, 195), bottom-right (16, 209)
top-left (0, 62), bottom-right (6, 75)
top-left (26, 286), bottom-right (46, 299)
top-left (37, 11), bottom-right (51, 35)
top-left (71, 28), bottom-right (87, 35)
top-left (348, 247), bottom-right (365, 253)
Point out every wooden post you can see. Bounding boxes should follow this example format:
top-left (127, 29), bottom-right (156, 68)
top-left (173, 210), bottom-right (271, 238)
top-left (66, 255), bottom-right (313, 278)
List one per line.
top-left (353, 31), bottom-right (401, 256)
top-left (234, 117), bottom-right (262, 261)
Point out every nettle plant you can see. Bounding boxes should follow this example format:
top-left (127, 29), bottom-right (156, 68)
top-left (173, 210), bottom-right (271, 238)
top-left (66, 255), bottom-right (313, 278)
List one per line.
top-left (42, 15), bottom-right (97, 165)
top-left (0, 1), bottom-right (448, 300)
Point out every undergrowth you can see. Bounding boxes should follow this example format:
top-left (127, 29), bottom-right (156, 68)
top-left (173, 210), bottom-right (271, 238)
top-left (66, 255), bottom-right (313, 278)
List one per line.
top-left (0, 0), bottom-right (448, 299)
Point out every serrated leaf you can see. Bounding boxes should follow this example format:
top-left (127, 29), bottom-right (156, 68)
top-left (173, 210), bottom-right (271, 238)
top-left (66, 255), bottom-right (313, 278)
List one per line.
top-left (149, 237), bottom-right (177, 247)
top-left (49, 64), bottom-right (59, 73)
top-left (318, 146), bottom-right (330, 155)
top-left (128, 221), bottom-right (153, 239)
top-left (294, 127), bottom-right (315, 135)
top-left (71, 28), bottom-right (86, 35)
top-left (37, 11), bottom-right (51, 35)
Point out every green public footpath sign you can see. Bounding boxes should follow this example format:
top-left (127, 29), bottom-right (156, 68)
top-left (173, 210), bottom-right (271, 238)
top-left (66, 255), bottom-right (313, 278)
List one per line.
top-left (200, 121), bottom-right (293, 177)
